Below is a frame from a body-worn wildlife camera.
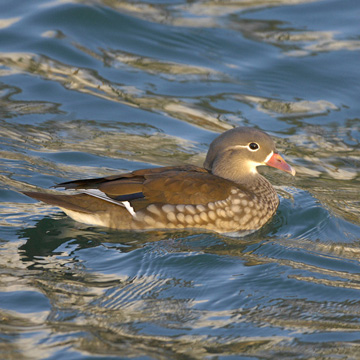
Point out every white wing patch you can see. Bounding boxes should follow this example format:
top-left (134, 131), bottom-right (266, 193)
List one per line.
top-left (82, 189), bottom-right (136, 217)
top-left (122, 201), bottom-right (136, 216)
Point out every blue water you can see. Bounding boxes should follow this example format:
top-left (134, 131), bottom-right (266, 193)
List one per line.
top-left (1, 0), bottom-right (360, 358)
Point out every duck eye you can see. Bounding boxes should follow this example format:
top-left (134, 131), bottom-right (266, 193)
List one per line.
top-left (248, 142), bottom-right (259, 151)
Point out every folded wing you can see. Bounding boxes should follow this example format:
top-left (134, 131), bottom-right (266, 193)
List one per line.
top-left (55, 165), bottom-right (239, 210)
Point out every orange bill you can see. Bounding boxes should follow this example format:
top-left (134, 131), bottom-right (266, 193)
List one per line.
top-left (265, 152), bottom-right (296, 176)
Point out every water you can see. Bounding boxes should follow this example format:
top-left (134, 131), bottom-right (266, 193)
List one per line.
top-left (1, 0), bottom-right (360, 358)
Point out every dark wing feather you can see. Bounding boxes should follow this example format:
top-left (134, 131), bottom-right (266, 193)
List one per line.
top-left (112, 192), bottom-right (144, 201)
top-left (54, 165), bottom-right (204, 190)
top-left (55, 165), bottom-right (237, 207)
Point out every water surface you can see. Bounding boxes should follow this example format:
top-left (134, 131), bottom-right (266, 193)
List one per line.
top-left (1, 0), bottom-right (360, 359)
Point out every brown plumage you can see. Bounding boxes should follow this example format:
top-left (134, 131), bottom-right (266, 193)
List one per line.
top-left (23, 127), bottom-right (295, 234)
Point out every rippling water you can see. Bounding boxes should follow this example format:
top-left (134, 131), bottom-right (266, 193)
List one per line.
top-left (1, 0), bottom-right (360, 358)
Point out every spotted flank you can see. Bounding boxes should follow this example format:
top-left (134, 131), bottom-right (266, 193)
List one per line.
top-left (131, 184), bottom-right (279, 233)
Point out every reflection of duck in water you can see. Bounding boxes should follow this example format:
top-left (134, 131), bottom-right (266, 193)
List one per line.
top-left (18, 216), bottom-right (156, 264)
top-left (24, 127), bottom-right (295, 234)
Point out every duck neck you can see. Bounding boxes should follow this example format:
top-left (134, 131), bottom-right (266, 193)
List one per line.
top-left (210, 155), bottom-right (260, 186)
top-left (210, 159), bottom-right (277, 200)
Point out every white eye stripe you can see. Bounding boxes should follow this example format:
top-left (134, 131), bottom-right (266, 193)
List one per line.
top-left (229, 145), bottom-right (248, 150)
top-left (228, 143), bottom-right (260, 151)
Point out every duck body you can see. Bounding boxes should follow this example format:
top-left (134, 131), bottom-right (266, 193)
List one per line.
top-left (24, 127), bottom-right (295, 234)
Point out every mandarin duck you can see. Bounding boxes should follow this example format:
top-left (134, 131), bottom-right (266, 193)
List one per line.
top-left (24, 127), bottom-right (295, 234)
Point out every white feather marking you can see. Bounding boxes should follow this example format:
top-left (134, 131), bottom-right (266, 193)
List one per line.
top-left (82, 189), bottom-right (121, 205)
top-left (246, 160), bottom-right (262, 174)
top-left (122, 201), bottom-right (136, 217)
top-left (264, 151), bottom-right (274, 163)
top-left (82, 189), bottom-right (136, 217)
top-left (229, 145), bottom-right (248, 149)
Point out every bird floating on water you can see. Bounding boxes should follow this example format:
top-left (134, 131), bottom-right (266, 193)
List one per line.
top-left (24, 127), bottom-right (295, 235)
